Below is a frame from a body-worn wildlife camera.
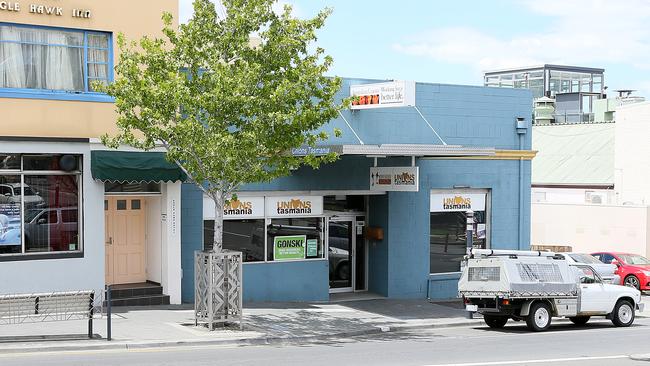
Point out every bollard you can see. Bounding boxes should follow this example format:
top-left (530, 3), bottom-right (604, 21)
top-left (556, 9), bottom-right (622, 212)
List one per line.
top-left (106, 286), bottom-right (112, 341)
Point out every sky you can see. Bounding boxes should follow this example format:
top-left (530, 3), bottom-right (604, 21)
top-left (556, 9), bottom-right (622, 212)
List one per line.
top-left (178, 0), bottom-right (650, 97)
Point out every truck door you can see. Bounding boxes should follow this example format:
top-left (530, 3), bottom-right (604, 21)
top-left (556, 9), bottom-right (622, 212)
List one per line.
top-left (576, 265), bottom-right (609, 314)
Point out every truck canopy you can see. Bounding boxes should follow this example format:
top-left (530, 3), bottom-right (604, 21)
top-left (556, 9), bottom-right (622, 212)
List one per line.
top-left (459, 251), bottom-right (579, 298)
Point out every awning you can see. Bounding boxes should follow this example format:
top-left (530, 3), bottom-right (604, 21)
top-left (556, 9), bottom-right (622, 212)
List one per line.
top-left (91, 151), bottom-right (187, 183)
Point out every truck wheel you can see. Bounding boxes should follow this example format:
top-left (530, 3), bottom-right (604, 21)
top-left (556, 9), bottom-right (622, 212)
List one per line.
top-left (569, 316), bottom-right (590, 326)
top-left (612, 300), bottom-right (635, 327)
top-left (484, 315), bottom-right (508, 329)
top-left (624, 275), bottom-right (640, 290)
top-left (526, 302), bottom-right (552, 331)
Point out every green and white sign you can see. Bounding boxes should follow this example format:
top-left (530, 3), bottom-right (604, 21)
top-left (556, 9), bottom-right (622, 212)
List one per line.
top-left (273, 235), bottom-right (306, 261)
top-left (306, 239), bottom-right (318, 257)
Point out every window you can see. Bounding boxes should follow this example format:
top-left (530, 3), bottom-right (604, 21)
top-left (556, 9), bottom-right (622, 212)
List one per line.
top-left (204, 219), bottom-right (266, 262)
top-left (599, 253), bottom-right (615, 264)
top-left (0, 155), bottom-right (82, 256)
top-left (429, 211), bottom-right (486, 273)
top-left (0, 23), bottom-right (111, 96)
top-left (267, 218), bottom-right (324, 261)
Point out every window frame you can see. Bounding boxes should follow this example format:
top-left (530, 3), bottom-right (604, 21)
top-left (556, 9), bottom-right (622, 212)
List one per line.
top-left (0, 22), bottom-right (114, 103)
top-left (0, 154), bottom-right (83, 261)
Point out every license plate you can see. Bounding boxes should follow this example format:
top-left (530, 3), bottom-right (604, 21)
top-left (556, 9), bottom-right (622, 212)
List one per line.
top-left (466, 304), bottom-right (478, 312)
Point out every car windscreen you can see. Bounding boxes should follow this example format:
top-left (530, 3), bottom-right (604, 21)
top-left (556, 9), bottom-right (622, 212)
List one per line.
top-left (24, 209), bottom-right (42, 223)
top-left (13, 187), bottom-right (35, 196)
top-left (619, 254), bottom-right (650, 265)
top-left (568, 254), bottom-right (602, 264)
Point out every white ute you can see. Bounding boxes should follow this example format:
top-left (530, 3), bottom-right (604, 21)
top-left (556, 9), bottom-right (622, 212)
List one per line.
top-left (458, 249), bottom-right (644, 331)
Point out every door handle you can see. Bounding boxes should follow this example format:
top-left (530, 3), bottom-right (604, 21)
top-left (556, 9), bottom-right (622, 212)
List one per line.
top-left (107, 237), bottom-right (113, 245)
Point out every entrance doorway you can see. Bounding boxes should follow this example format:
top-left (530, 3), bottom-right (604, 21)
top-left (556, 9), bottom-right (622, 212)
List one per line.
top-left (105, 197), bottom-right (146, 285)
top-left (328, 216), bottom-right (366, 293)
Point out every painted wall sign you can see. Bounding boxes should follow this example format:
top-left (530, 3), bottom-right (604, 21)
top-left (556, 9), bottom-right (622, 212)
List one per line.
top-left (430, 193), bottom-right (487, 212)
top-left (265, 196), bottom-right (323, 217)
top-left (370, 167), bottom-right (419, 192)
top-left (0, 2), bottom-right (91, 18)
top-left (350, 81), bottom-right (416, 110)
top-left (203, 196), bottom-right (265, 220)
top-left (291, 146), bottom-right (332, 157)
top-left (273, 235), bottom-right (306, 261)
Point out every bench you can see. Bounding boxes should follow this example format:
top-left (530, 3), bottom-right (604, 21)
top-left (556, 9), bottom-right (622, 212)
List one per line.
top-left (0, 290), bottom-right (96, 339)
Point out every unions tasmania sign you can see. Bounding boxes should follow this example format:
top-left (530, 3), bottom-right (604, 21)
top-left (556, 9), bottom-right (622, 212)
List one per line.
top-left (265, 196), bottom-right (323, 218)
top-left (369, 167), bottom-right (419, 192)
top-left (430, 193), bottom-right (486, 212)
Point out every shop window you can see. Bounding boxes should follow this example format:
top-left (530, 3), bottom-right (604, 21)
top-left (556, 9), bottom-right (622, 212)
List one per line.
top-left (204, 219), bottom-right (265, 262)
top-left (267, 218), bottom-right (324, 261)
top-left (0, 155), bottom-right (82, 257)
top-left (429, 211), bottom-right (487, 274)
top-left (0, 24), bottom-right (112, 99)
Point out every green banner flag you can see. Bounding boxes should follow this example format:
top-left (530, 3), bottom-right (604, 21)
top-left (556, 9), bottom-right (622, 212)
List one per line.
top-left (273, 235), bottom-right (306, 261)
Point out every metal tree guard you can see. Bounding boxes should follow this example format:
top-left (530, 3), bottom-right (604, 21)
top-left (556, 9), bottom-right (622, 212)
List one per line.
top-left (194, 250), bottom-right (243, 330)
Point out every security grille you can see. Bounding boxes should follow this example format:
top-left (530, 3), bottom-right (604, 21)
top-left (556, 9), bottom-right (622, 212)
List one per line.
top-left (517, 263), bottom-right (563, 282)
top-left (468, 267), bottom-right (500, 281)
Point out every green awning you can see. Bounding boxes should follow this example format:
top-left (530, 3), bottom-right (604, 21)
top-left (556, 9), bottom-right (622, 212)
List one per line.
top-left (91, 151), bottom-right (186, 183)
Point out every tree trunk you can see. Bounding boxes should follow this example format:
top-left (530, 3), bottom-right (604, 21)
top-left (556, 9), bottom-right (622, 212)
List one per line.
top-left (212, 192), bottom-right (224, 252)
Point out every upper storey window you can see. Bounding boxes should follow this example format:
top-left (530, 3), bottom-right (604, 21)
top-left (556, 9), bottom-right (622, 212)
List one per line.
top-left (0, 23), bottom-right (112, 101)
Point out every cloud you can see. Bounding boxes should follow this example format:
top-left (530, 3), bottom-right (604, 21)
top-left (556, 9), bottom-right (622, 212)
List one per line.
top-left (393, 0), bottom-right (650, 73)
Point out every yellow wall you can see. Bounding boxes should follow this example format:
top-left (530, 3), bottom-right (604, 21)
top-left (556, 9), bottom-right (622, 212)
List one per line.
top-left (0, 0), bottom-right (178, 138)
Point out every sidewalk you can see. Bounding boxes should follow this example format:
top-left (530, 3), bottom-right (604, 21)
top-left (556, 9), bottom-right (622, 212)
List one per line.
top-left (0, 299), bottom-right (480, 353)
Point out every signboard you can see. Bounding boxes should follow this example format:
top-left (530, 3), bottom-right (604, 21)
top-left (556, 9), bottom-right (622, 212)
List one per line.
top-left (274, 235), bottom-right (306, 261)
top-left (370, 167), bottom-right (419, 192)
top-left (306, 239), bottom-right (318, 257)
top-left (265, 196), bottom-right (323, 217)
top-left (203, 195), bottom-right (265, 220)
top-left (350, 81), bottom-right (416, 110)
top-left (430, 193), bottom-right (487, 212)
top-left (0, 2), bottom-right (92, 18)
top-left (291, 146), bottom-right (333, 157)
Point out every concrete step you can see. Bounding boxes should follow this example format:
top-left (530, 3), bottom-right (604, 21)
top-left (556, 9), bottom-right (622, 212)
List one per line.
top-left (106, 294), bottom-right (171, 307)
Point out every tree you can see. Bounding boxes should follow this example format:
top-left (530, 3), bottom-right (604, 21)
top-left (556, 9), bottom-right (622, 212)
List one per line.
top-left (101, 0), bottom-right (346, 252)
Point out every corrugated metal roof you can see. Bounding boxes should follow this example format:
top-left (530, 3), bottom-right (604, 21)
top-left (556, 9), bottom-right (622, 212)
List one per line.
top-left (532, 123), bottom-right (615, 186)
top-left (340, 144), bottom-right (496, 157)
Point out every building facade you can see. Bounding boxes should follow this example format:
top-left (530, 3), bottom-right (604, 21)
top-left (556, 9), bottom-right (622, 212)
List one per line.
top-left (181, 80), bottom-right (535, 303)
top-left (0, 0), bottom-right (185, 304)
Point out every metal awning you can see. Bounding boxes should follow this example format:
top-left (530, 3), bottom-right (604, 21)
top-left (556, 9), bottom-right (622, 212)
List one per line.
top-left (91, 151), bottom-right (186, 183)
top-left (338, 144), bottom-right (495, 157)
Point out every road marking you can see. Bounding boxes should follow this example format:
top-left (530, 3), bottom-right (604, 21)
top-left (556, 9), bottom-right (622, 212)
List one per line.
top-left (421, 355), bottom-right (629, 366)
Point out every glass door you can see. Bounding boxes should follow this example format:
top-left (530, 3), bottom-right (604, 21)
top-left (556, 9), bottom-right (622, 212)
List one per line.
top-left (328, 219), bottom-right (354, 291)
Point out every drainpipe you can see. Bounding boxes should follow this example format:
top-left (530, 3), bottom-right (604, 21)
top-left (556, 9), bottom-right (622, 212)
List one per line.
top-left (516, 118), bottom-right (529, 249)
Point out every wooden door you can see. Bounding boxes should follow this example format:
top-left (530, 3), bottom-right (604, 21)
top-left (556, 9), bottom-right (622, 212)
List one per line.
top-left (105, 197), bottom-right (146, 285)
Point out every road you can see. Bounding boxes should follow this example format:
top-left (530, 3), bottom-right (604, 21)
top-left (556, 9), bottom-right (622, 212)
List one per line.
top-left (2, 318), bottom-right (650, 365)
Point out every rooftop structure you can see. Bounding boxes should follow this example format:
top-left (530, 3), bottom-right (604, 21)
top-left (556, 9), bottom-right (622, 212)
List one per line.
top-left (485, 65), bottom-right (605, 124)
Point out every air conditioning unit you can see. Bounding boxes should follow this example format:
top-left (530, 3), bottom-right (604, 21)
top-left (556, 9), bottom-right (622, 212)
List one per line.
top-left (585, 191), bottom-right (606, 204)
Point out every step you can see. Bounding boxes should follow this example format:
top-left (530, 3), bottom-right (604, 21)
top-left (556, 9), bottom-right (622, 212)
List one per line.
top-left (106, 294), bottom-right (171, 307)
top-left (109, 284), bottom-right (163, 299)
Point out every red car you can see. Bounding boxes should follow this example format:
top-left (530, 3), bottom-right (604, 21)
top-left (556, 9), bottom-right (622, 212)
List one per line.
top-left (592, 252), bottom-right (650, 291)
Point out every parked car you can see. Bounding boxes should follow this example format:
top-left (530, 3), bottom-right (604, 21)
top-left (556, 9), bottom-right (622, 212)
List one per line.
top-left (0, 183), bottom-right (44, 208)
top-left (555, 252), bottom-right (620, 284)
top-left (23, 207), bottom-right (79, 252)
top-left (459, 249), bottom-right (643, 332)
top-left (592, 252), bottom-right (650, 291)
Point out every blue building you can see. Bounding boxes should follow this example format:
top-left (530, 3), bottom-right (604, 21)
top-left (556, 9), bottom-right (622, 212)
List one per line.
top-left (181, 79), bottom-right (534, 303)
